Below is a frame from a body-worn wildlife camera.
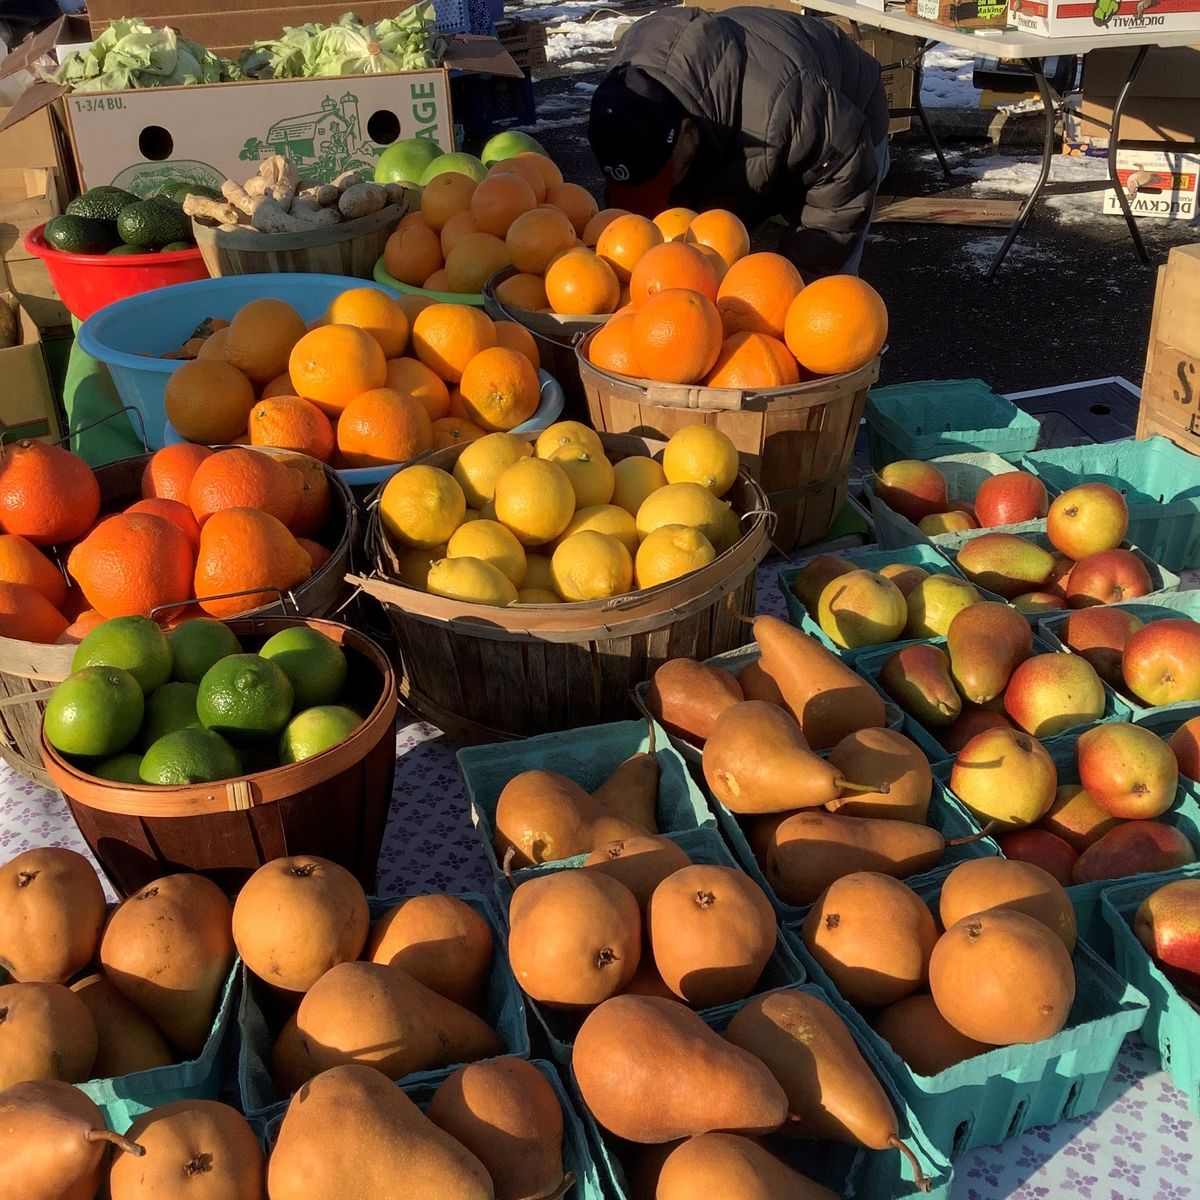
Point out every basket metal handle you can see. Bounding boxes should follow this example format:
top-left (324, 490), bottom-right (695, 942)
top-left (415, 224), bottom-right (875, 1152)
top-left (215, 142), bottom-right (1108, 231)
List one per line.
top-left (149, 587), bottom-right (298, 623)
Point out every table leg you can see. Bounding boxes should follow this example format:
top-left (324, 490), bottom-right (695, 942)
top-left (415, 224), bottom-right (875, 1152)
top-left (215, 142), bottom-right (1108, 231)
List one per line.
top-left (912, 40), bottom-right (952, 180)
top-left (1105, 44), bottom-right (1151, 265)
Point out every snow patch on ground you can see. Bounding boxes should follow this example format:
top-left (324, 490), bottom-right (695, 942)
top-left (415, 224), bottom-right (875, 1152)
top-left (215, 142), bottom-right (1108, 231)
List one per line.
top-left (964, 153), bottom-right (1111, 223)
top-left (919, 43), bottom-right (979, 109)
top-left (546, 16), bottom-right (625, 63)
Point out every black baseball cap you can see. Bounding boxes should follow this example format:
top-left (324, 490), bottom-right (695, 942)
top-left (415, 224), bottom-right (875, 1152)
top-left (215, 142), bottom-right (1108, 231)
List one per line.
top-left (588, 65), bottom-right (686, 216)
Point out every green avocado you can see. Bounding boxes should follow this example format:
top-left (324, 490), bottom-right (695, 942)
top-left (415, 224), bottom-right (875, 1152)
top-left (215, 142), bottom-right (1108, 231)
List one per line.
top-left (158, 182), bottom-right (221, 206)
top-left (66, 186), bottom-right (139, 223)
top-left (116, 200), bottom-right (190, 249)
top-left (159, 241), bottom-right (194, 252)
top-left (106, 244), bottom-right (144, 256)
top-left (44, 214), bottom-right (121, 255)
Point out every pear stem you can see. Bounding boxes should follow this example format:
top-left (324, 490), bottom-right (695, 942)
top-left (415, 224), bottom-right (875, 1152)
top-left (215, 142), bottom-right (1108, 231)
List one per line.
top-left (889, 1136), bottom-right (931, 1192)
top-left (542, 1173), bottom-right (576, 1200)
top-left (835, 778), bottom-right (890, 795)
top-left (501, 846), bottom-right (516, 884)
top-left (946, 820), bottom-right (999, 847)
top-left (724, 593), bottom-right (755, 625)
top-left (646, 716), bottom-right (656, 755)
top-left (85, 1129), bottom-right (145, 1157)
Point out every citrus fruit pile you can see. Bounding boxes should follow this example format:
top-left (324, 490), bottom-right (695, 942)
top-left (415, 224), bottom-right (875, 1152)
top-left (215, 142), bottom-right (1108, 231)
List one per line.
top-left (380, 420), bottom-right (746, 606)
top-left (0, 439), bottom-right (335, 645)
top-left (166, 289), bottom-right (543, 465)
top-left (43, 614), bottom-right (363, 783)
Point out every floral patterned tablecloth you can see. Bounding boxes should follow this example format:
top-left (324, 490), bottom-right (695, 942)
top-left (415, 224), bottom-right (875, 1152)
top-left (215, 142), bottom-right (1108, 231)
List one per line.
top-left (3, 563), bottom-right (1196, 1199)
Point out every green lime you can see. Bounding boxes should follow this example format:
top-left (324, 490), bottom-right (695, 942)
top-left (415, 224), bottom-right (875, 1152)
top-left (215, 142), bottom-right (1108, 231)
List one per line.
top-left (44, 667), bottom-right (144, 758)
top-left (72, 616), bottom-right (172, 693)
top-left (197, 654), bottom-right (294, 742)
top-left (168, 619), bottom-right (242, 684)
top-left (258, 627), bottom-right (347, 709)
top-left (139, 729), bottom-right (242, 785)
top-left (278, 705), bottom-right (362, 765)
top-left (141, 682), bottom-right (201, 749)
top-left (91, 752), bottom-right (144, 783)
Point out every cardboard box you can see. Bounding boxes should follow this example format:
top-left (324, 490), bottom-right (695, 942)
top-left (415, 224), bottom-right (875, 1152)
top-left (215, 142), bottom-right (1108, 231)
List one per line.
top-left (496, 19), bottom-right (549, 69)
top-left (0, 294), bottom-right (61, 444)
top-left (1010, 0), bottom-right (1200, 39)
top-left (1138, 244), bottom-right (1200, 453)
top-left (0, 104), bottom-right (77, 211)
top-left (1101, 148), bottom-right (1200, 219)
top-left (1079, 46), bottom-right (1200, 144)
top-left (913, 0), bottom-right (1008, 28)
top-left (0, 167), bottom-right (59, 265)
top-left (1, 258), bottom-right (71, 339)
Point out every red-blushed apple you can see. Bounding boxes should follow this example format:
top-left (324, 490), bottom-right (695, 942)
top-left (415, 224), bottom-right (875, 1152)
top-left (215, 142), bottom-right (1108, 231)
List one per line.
top-left (974, 470), bottom-right (1049, 527)
top-left (1123, 619), bottom-right (1200, 707)
top-left (1047, 482), bottom-right (1129, 560)
top-left (997, 828), bottom-right (1079, 886)
top-left (1060, 606), bottom-right (1145, 688)
top-left (1076, 723), bottom-right (1179, 818)
top-left (1012, 592), bottom-right (1067, 614)
top-left (1038, 783), bottom-right (1120, 852)
top-left (1134, 878), bottom-right (1200, 999)
top-left (1169, 716), bottom-right (1200, 782)
top-left (1065, 549), bottom-right (1152, 608)
top-left (1003, 653), bottom-right (1106, 739)
top-left (1044, 553), bottom-right (1076, 601)
top-left (936, 706), bottom-right (1013, 754)
top-left (918, 511), bottom-right (978, 536)
top-left (873, 460), bottom-right (949, 523)
top-left (1072, 821), bottom-right (1196, 884)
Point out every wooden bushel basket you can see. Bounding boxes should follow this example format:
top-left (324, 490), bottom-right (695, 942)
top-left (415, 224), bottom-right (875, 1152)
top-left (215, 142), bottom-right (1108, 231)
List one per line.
top-left (39, 616), bottom-right (398, 898)
top-left (352, 433), bottom-right (772, 743)
top-left (577, 335), bottom-right (880, 552)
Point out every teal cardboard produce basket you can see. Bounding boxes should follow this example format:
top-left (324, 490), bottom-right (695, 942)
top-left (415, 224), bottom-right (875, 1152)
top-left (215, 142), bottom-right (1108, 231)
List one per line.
top-left (1135, 705), bottom-right (1200, 806)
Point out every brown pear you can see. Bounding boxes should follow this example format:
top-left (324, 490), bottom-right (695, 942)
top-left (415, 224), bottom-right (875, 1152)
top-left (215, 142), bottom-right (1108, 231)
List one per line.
top-left (1038, 784), bottom-right (1119, 852)
top-left (753, 615), bottom-right (886, 749)
top-left (946, 602), bottom-right (1033, 704)
top-left (878, 644), bottom-right (962, 729)
top-left (620, 955), bottom-right (678, 1000)
top-left (825, 727), bottom-right (932, 822)
top-left (427, 1058), bottom-right (567, 1200)
top-left (791, 554), bottom-right (855, 615)
top-left (0, 848), bottom-right (106, 984)
top-left (494, 770), bottom-right (646, 868)
top-left (573, 995), bottom-right (788, 1143)
top-left (0, 982), bottom-right (97, 1089)
top-left (738, 659), bottom-right (790, 711)
top-left (645, 658), bottom-right (743, 745)
top-left (288, 962), bottom-right (501, 1085)
top-left (591, 723), bottom-right (659, 833)
top-left (0, 1079), bottom-right (144, 1200)
top-left (508, 871), bottom-right (641, 1007)
top-left (108, 1099), bottom-right (264, 1200)
top-left (724, 990), bottom-right (929, 1188)
top-left (365, 894), bottom-right (493, 1010)
top-left (657, 1132), bottom-right (840, 1200)
top-left (939, 858), bottom-right (1077, 952)
top-left (271, 1014), bottom-right (316, 1098)
top-left (267, 1064), bottom-right (493, 1200)
top-left (743, 813), bottom-right (791, 868)
top-left (647, 865), bottom-right (776, 1007)
top-left (872, 994), bottom-right (989, 1074)
top-left (800, 873), bottom-right (938, 1008)
top-left (102, 874), bottom-right (235, 1057)
top-left (71, 974), bottom-right (175, 1078)
top-left (584, 835), bottom-right (692, 910)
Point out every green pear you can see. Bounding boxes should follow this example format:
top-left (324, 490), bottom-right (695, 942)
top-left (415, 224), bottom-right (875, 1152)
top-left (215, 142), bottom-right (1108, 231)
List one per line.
top-left (817, 570), bottom-right (907, 650)
top-left (955, 533), bottom-right (1054, 599)
top-left (904, 575), bottom-right (981, 639)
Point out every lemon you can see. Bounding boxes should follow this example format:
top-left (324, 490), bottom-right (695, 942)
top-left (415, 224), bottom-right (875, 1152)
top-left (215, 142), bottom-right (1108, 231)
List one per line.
top-left (447, 519), bottom-right (527, 586)
top-left (635, 482), bottom-right (741, 553)
top-left (426, 557), bottom-right (518, 606)
top-left (523, 554), bottom-right (555, 592)
top-left (559, 504), bottom-right (639, 555)
top-left (493, 458), bottom-right (576, 546)
top-left (662, 425), bottom-right (740, 496)
top-left (551, 531), bottom-right (633, 601)
top-left (549, 445), bottom-right (615, 509)
top-left (535, 420), bottom-right (604, 460)
top-left (463, 508), bottom-right (482, 523)
top-left (611, 456), bottom-right (668, 516)
top-left (452, 432), bottom-right (532, 510)
top-left (635, 524), bottom-right (717, 589)
top-left (481, 498), bottom-right (497, 522)
top-left (381, 465), bottom-right (466, 550)
top-left (517, 587), bottom-right (561, 604)
top-left (394, 543), bottom-right (445, 591)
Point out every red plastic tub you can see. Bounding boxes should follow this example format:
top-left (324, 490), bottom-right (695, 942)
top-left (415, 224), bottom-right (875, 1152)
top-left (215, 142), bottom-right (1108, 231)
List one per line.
top-left (24, 223), bottom-right (211, 321)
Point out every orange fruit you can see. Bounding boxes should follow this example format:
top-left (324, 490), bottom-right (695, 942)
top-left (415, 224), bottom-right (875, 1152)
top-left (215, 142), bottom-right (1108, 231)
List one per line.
top-left (411, 304), bottom-right (497, 383)
top-left (383, 223), bottom-right (444, 287)
top-left (165, 359), bottom-right (256, 444)
top-left (0, 533), bottom-right (67, 608)
top-left (470, 171), bottom-right (538, 237)
top-left (686, 209), bottom-right (750, 269)
top-left (716, 252), bottom-right (804, 339)
top-left (445, 232), bottom-right (512, 295)
top-left (248, 395), bottom-right (336, 462)
top-left (125, 498), bottom-right (202, 549)
top-left (222, 298), bottom-right (308, 386)
top-left (420, 171), bottom-right (477, 231)
top-left (432, 416), bottom-right (487, 449)
top-left (261, 373), bottom-right (294, 399)
top-left (193, 508), bottom-right (312, 618)
top-left (705, 332), bottom-right (801, 388)
top-left (595, 214), bottom-right (663, 283)
top-left (506, 207), bottom-right (576, 275)
top-left (60, 608), bottom-right (106, 643)
top-left (0, 580), bottom-right (67, 643)
top-left (631, 289), bottom-right (724, 384)
top-left (59, 583), bottom-right (88, 622)
top-left (448, 387), bottom-right (469, 420)
top-left (494, 320), bottom-right (540, 370)
top-left (490, 155), bottom-right (547, 203)
top-left (629, 242), bottom-right (719, 306)
top-left (398, 211), bottom-right (431, 230)
top-left (288, 324), bottom-right (388, 418)
top-left (141, 443), bottom-right (213, 504)
top-left (384, 357), bottom-right (452, 421)
top-left (586, 310), bottom-right (639, 376)
top-left (495, 272), bottom-right (549, 312)
top-left (653, 207), bottom-right (697, 242)
top-left (440, 210), bottom-right (479, 259)
top-left (545, 248), bottom-right (620, 316)
top-left (325, 287), bottom-right (411, 358)
top-left (297, 538), bottom-right (332, 571)
top-left (694, 244), bottom-right (729, 285)
top-left (187, 447), bottom-right (299, 527)
top-left (67, 512), bottom-right (195, 619)
top-left (196, 329), bottom-right (229, 361)
top-left (515, 152), bottom-right (563, 191)
top-left (0, 441), bottom-right (100, 547)
top-left (424, 269), bottom-right (451, 291)
top-left (258, 452), bottom-right (332, 538)
top-left (545, 182), bottom-right (599, 236)
top-left (396, 293), bottom-right (437, 325)
top-left (336, 387), bottom-right (434, 468)
top-left (459, 347), bottom-right (541, 432)
top-left (583, 207), bottom-right (629, 247)
top-left (783, 275), bottom-right (889, 376)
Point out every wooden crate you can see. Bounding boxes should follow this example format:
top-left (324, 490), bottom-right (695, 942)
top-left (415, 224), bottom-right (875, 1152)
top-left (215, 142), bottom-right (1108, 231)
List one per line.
top-left (0, 167), bottom-right (59, 265)
top-left (1138, 244), bottom-right (1200, 453)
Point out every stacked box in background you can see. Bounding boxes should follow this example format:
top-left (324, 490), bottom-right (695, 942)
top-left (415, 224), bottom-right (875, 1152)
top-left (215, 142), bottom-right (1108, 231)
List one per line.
top-left (1139, 245), bottom-right (1200, 455)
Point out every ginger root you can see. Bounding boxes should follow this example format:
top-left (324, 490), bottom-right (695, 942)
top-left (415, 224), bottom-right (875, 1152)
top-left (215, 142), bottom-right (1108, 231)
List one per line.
top-left (338, 182), bottom-right (387, 220)
top-left (299, 182), bottom-right (340, 207)
top-left (332, 169), bottom-right (367, 193)
top-left (383, 183), bottom-right (407, 207)
top-left (220, 178), bottom-right (263, 219)
top-left (183, 195), bottom-right (240, 226)
top-left (289, 197), bottom-right (343, 226)
top-left (257, 155), bottom-right (298, 206)
top-left (250, 197), bottom-right (312, 233)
